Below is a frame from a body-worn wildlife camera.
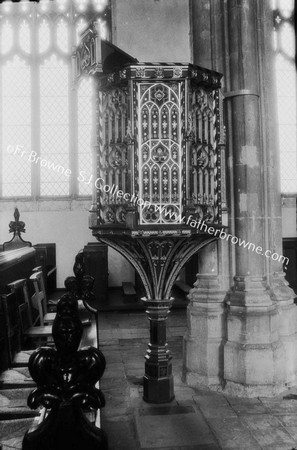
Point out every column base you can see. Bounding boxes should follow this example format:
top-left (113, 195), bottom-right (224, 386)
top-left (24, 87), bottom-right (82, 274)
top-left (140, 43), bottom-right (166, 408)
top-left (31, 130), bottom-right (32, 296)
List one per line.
top-left (223, 379), bottom-right (285, 398)
top-left (224, 338), bottom-right (286, 397)
top-left (183, 274), bottom-right (226, 390)
top-left (143, 374), bottom-right (174, 404)
top-left (224, 275), bottom-right (297, 396)
top-left (271, 272), bottom-right (297, 386)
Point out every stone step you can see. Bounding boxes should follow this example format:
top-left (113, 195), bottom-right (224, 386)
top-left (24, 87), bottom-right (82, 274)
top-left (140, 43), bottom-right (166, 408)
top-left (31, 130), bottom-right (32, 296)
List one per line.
top-left (0, 369), bottom-right (35, 390)
top-left (0, 388), bottom-right (37, 420)
top-left (11, 350), bottom-right (34, 368)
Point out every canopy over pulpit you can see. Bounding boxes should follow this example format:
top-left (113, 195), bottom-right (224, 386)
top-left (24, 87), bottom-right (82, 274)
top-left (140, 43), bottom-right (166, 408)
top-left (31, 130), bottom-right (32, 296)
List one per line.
top-left (74, 22), bottom-right (227, 403)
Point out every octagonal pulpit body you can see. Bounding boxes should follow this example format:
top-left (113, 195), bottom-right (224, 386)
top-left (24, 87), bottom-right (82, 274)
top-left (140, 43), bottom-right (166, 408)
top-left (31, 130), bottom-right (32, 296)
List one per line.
top-left (75, 38), bottom-right (226, 235)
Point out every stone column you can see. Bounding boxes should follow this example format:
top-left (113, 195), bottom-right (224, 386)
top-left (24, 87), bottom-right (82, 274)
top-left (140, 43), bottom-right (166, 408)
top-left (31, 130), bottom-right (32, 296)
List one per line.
top-left (183, 241), bottom-right (228, 389)
top-left (223, 0), bottom-right (297, 396)
top-left (141, 298), bottom-right (174, 404)
top-left (183, 0), bottom-right (229, 391)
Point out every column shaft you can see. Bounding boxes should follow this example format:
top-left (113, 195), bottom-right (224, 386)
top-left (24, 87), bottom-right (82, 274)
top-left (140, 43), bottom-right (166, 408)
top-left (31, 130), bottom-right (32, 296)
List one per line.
top-left (224, 0), bottom-right (297, 395)
top-left (185, 0), bottom-right (229, 391)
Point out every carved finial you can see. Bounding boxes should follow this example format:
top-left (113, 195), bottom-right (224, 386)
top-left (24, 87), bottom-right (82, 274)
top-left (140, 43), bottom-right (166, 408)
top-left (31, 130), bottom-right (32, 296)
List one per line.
top-left (14, 207), bottom-right (20, 223)
top-left (9, 208), bottom-right (26, 235)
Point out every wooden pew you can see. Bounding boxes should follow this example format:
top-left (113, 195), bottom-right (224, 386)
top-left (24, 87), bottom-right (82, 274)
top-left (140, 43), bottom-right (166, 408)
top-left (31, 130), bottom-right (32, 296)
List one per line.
top-left (0, 247), bottom-right (37, 295)
top-left (0, 247), bottom-right (36, 371)
top-left (34, 243), bottom-right (57, 295)
top-left (0, 210), bottom-right (58, 371)
top-left (22, 251), bottom-right (108, 450)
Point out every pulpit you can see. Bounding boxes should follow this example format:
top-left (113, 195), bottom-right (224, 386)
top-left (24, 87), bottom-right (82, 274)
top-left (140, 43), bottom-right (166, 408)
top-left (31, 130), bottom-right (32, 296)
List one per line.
top-left (74, 21), bottom-right (227, 403)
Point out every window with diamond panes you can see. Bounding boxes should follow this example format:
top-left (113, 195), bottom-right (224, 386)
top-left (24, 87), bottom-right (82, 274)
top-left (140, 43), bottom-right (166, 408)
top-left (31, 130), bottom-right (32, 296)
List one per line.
top-left (1, 56), bottom-right (32, 197)
top-left (78, 77), bottom-right (94, 196)
top-left (40, 56), bottom-right (70, 196)
top-left (0, 0), bottom-right (110, 199)
top-left (273, 0), bottom-right (297, 195)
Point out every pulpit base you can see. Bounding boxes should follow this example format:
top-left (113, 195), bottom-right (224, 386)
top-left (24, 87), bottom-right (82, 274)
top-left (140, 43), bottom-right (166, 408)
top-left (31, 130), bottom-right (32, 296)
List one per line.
top-left (143, 374), bottom-right (174, 404)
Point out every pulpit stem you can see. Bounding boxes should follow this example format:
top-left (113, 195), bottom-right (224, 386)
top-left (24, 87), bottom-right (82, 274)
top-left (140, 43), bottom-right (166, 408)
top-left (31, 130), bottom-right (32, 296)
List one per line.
top-left (141, 297), bottom-right (174, 404)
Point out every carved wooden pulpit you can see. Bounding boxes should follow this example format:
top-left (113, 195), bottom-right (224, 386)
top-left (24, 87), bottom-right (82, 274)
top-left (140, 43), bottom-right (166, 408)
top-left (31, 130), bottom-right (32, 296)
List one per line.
top-left (74, 21), bottom-right (226, 403)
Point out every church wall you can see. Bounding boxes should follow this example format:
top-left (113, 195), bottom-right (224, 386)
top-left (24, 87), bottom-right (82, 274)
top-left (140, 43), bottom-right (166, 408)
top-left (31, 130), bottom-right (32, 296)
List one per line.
top-left (112, 0), bottom-right (191, 62)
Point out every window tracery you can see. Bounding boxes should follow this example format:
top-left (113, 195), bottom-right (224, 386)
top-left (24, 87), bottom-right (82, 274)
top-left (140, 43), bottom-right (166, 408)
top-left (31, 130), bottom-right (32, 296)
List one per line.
top-left (273, 0), bottom-right (296, 195)
top-left (0, 0), bottom-right (110, 199)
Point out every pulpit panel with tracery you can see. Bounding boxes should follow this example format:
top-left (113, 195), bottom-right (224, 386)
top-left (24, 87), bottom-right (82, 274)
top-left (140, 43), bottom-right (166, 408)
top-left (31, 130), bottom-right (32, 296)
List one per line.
top-left (99, 87), bottom-right (131, 224)
top-left (187, 86), bottom-right (222, 224)
top-left (137, 82), bottom-right (183, 225)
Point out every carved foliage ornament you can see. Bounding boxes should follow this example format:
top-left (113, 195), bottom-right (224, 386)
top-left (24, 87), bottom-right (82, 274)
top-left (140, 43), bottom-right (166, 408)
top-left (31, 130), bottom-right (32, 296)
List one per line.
top-left (9, 207), bottom-right (25, 234)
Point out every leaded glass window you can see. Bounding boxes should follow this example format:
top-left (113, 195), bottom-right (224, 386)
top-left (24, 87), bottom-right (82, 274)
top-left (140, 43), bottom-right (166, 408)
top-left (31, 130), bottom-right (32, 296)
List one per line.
top-left (78, 77), bottom-right (94, 196)
top-left (40, 56), bottom-right (69, 196)
top-left (273, 0), bottom-right (296, 195)
top-left (2, 56), bottom-right (31, 197)
top-left (0, 0), bottom-right (110, 199)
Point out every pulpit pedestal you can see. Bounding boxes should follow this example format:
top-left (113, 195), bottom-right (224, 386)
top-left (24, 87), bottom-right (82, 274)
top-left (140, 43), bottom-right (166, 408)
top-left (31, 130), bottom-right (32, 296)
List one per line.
top-left (142, 298), bottom-right (174, 404)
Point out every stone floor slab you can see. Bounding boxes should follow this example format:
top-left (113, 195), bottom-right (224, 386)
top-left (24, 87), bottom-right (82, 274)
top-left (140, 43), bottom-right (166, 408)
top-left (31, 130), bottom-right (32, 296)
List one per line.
top-left (240, 413), bottom-right (284, 430)
top-left (230, 401), bottom-right (269, 415)
top-left (260, 398), bottom-right (297, 415)
top-left (141, 446), bottom-right (221, 450)
top-left (207, 417), bottom-right (262, 449)
top-left (240, 414), bottom-right (296, 448)
top-left (135, 407), bottom-right (217, 448)
top-left (0, 417), bottom-right (33, 442)
top-left (102, 416), bottom-right (139, 450)
top-left (283, 425), bottom-right (297, 441)
top-left (198, 403), bottom-right (238, 419)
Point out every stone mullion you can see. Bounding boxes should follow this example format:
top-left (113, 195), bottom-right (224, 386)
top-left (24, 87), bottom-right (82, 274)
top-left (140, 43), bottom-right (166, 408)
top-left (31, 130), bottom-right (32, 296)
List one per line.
top-left (69, 2), bottom-right (78, 199)
top-left (0, 45), bottom-right (3, 198)
top-left (31, 5), bottom-right (40, 200)
top-left (257, 0), bottom-right (291, 283)
top-left (257, 0), bottom-right (297, 386)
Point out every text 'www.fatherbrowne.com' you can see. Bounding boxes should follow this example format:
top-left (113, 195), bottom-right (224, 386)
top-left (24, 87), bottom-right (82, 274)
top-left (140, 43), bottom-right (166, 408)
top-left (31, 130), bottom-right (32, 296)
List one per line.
top-left (7, 145), bottom-right (289, 266)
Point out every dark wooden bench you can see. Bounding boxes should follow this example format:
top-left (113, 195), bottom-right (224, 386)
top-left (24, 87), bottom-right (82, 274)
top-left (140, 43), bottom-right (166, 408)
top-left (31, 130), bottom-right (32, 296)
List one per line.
top-left (34, 243), bottom-right (57, 295)
top-left (22, 251), bottom-right (108, 450)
